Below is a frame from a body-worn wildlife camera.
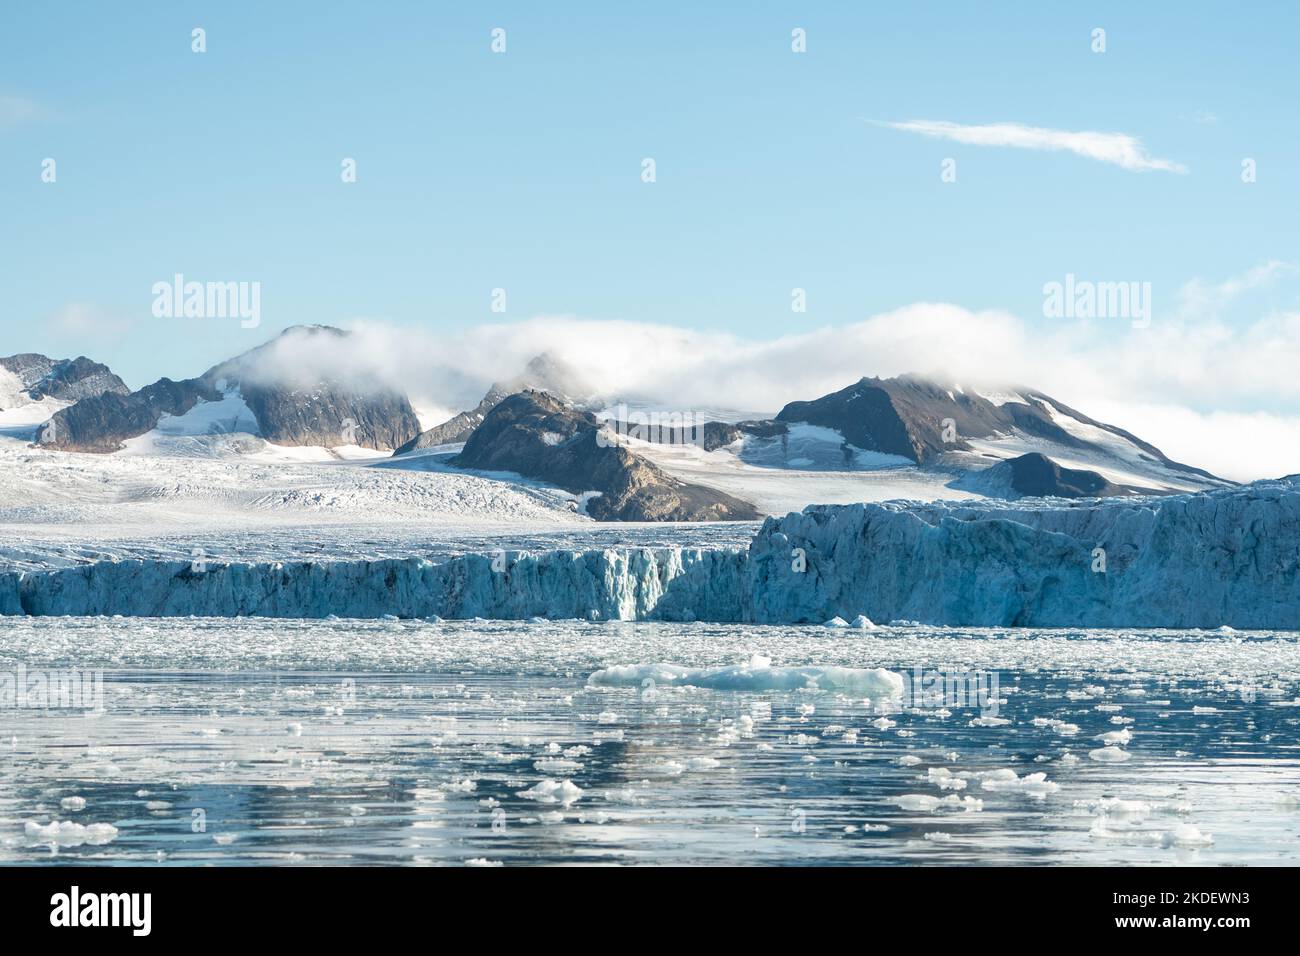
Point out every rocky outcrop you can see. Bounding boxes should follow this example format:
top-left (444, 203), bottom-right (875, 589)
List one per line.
top-left (959, 452), bottom-right (1132, 499)
top-left (395, 385), bottom-right (509, 453)
top-left (452, 390), bottom-right (761, 521)
top-left (0, 353), bottom-right (128, 409)
top-left (34, 378), bottom-right (220, 451)
top-left (395, 352), bottom-right (593, 455)
top-left (599, 417), bottom-right (787, 453)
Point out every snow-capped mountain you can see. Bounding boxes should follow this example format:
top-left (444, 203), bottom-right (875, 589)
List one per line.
top-left (0, 353), bottom-right (127, 423)
top-left (396, 352), bottom-right (594, 454)
top-left (7, 332), bottom-right (1236, 523)
top-left (606, 374), bottom-right (1231, 510)
top-left (35, 326), bottom-right (420, 454)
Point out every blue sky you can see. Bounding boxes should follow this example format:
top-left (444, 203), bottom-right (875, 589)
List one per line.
top-left (2, 2), bottom-right (1299, 473)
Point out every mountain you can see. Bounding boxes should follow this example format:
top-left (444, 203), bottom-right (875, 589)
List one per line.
top-left (957, 452), bottom-right (1131, 499)
top-left (607, 374), bottom-right (1229, 502)
top-left (0, 353), bottom-right (128, 410)
top-left (34, 326), bottom-right (420, 453)
top-left (394, 383), bottom-right (510, 453)
top-left (395, 352), bottom-right (593, 455)
top-left (774, 375), bottom-right (1218, 478)
top-left (452, 390), bottom-right (761, 521)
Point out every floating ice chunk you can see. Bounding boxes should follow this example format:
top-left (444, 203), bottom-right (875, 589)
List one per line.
top-left (534, 758), bottom-right (583, 773)
top-left (797, 703), bottom-right (816, 717)
top-left (927, 768), bottom-right (967, 791)
top-left (895, 793), bottom-right (982, 813)
top-left (25, 820), bottom-right (118, 846)
top-left (872, 717), bottom-right (896, 730)
top-left (850, 615), bottom-right (877, 630)
top-left (978, 769), bottom-right (1059, 796)
top-left (1033, 718), bottom-right (1080, 735)
top-left (597, 711), bottom-right (619, 724)
top-left (898, 755), bottom-right (922, 766)
top-left (923, 831), bottom-right (952, 842)
top-left (59, 797), bottom-right (86, 812)
top-left (1078, 797), bottom-right (1188, 818)
top-left (1162, 824), bottom-right (1214, 848)
top-left (1097, 729), bottom-right (1133, 746)
top-left (823, 617), bottom-right (849, 628)
top-left (1088, 747), bottom-right (1132, 762)
top-left (145, 801), bottom-right (172, 811)
top-left (969, 716), bottom-right (1010, 727)
top-left (896, 794), bottom-right (941, 812)
top-left (1058, 753), bottom-right (1080, 766)
top-left (518, 779), bottom-right (584, 806)
top-left (588, 661), bottom-right (904, 697)
top-left (465, 858), bottom-right (503, 867)
top-left (1192, 706), bottom-right (1219, 714)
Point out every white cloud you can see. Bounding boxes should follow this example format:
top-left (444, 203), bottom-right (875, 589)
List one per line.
top-left (1080, 401), bottom-right (1300, 484)
top-left (223, 263), bottom-right (1300, 481)
top-left (877, 119), bottom-right (1187, 173)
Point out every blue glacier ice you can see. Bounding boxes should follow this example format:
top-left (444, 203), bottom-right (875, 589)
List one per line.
top-left (3, 479), bottom-right (1298, 628)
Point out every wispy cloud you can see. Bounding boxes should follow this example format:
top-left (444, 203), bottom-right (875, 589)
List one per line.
top-left (1177, 259), bottom-right (1295, 319)
top-left (876, 119), bottom-right (1188, 173)
top-left (0, 94), bottom-right (41, 128)
top-left (45, 303), bottom-right (136, 341)
top-left (307, 263), bottom-right (1300, 481)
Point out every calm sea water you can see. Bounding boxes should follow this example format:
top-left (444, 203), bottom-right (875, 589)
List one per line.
top-left (1, 618), bottom-right (1297, 865)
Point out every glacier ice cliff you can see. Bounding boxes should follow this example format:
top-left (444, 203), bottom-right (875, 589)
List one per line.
top-left (3, 479), bottom-right (1299, 628)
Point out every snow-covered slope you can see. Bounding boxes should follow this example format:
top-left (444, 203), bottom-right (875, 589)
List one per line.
top-left (0, 428), bottom-right (590, 568)
top-left (622, 427), bottom-right (979, 514)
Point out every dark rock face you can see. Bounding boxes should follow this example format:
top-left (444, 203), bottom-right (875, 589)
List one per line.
top-left (775, 374), bottom-right (1222, 481)
top-left (204, 325), bottom-right (420, 451)
top-left (599, 418), bottom-right (788, 453)
top-left (395, 352), bottom-right (591, 455)
top-left (1003, 452), bottom-right (1128, 498)
top-left (0, 353), bottom-right (128, 407)
top-left (35, 378), bottom-right (221, 452)
top-left (453, 390), bottom-right (761, 521)
top-left (236, 380), bottom-right (419, 450)
top-left (35, 326), bottom-right (421, 453)
top-left (395, 385), bottom-right (509, 454)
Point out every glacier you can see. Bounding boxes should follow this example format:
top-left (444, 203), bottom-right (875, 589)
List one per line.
top-left (4, 478), bottom-right (1299, 628)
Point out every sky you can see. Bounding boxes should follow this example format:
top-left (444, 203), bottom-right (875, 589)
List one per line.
top-left (2, 2), bottom-right (1299, 479)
